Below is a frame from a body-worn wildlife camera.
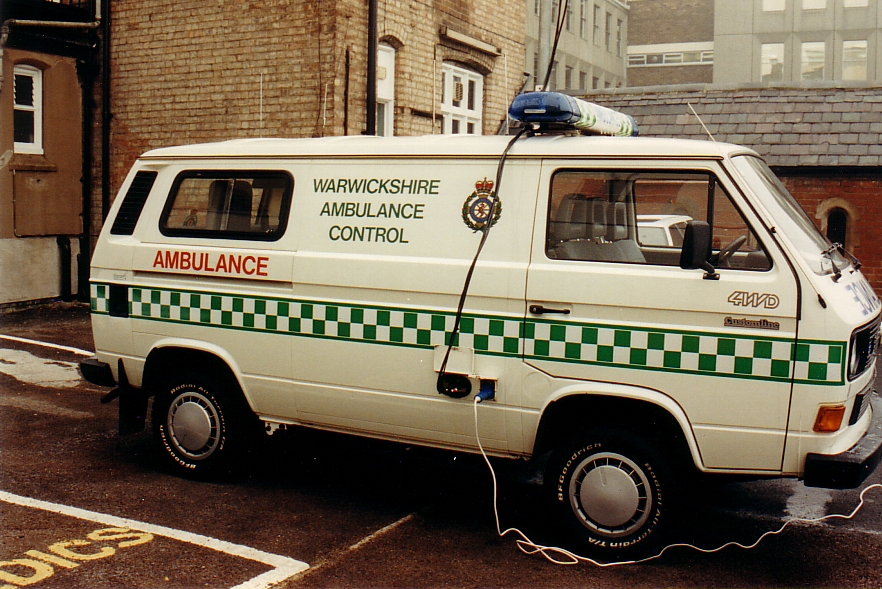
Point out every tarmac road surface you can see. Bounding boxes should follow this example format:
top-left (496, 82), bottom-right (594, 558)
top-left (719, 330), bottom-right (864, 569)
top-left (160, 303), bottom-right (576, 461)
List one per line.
top-left (2, 302), bottom-right (882, 588)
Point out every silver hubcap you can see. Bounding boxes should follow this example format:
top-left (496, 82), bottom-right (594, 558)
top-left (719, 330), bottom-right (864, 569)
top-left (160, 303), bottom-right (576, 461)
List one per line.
top-left (168, 392), bottom-right (220, 459)
top-left (568, 451), bottom-right (651, 538)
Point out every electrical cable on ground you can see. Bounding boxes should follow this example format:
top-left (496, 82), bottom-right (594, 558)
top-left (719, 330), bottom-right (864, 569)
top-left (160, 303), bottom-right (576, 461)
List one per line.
top-left (473, 397), bottom-right (882, 567)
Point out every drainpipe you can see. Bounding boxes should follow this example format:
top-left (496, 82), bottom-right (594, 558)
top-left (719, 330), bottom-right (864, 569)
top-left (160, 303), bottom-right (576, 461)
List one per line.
top-left (1, 19), bottom-right (101, 92)
top-left (101, 0), bottom-right (111, 219)
top-left (79, 41), bottom-right (99, 302)
top-left (365, 0), bottom-right (377, 135)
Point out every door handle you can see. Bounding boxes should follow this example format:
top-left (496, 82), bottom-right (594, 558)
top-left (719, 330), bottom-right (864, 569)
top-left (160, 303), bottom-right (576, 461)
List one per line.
top-left (529, 304), bottom-right (571, 315)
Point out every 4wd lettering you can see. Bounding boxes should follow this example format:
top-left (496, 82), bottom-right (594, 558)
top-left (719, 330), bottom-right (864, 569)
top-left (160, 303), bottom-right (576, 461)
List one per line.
top-left (728, 291), bottom-right (780, 309)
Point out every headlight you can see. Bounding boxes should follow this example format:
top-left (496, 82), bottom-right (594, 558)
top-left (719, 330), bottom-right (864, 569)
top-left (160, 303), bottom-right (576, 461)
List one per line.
top-left (849, 332), bottom-right (862, 376)
top-left (848, 319), bottom-right (880, 380)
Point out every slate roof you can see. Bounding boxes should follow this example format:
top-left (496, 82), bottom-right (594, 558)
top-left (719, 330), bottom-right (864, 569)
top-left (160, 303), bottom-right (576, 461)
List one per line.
top-left (583, 84), bottom-right (882, 168)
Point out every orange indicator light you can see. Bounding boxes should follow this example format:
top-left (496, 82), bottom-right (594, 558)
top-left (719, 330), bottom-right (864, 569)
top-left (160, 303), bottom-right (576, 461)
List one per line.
top-left (813, 405), bottom-right (846, 433)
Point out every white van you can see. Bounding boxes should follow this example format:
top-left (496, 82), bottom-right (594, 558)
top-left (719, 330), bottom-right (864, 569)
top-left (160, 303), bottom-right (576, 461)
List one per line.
top-left (81, 96), bottom-right (881, 554)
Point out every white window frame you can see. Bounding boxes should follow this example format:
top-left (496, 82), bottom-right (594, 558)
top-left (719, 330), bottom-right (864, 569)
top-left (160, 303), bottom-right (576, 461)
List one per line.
top-left (13, 64), bottom-right (43, 155)
top-left (605, 11), bottom-right (612, 51)
top-left (377, 44), bottom-right (395, 137)
top-left (616, 19), bottom-right (623, 57)
top-left (579, 0), bottom-right (588, 39)
top-left (763, 0), bottom-right (785, 10)
top-left (593, 5), bottom-right (600, 46)
top-left (440, 63), bottom-right (483, 135)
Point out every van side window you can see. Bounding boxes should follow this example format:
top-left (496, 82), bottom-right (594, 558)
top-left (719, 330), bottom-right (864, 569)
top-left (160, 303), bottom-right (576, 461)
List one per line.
top-left (160, 171), bottom-right (293, 241)
top-left (547, 170), bottom-right (771, 271)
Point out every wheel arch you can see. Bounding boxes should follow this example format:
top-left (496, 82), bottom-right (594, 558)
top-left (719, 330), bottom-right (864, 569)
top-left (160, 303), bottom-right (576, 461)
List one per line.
top-left (532, 389), bottom-right (702, 474)
top-left (143, 340), bottom-right (253, 409)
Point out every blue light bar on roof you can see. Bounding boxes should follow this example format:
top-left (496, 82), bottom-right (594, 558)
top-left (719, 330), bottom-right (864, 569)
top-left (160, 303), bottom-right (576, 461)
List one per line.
top-left (509, 92), bottom-right (639, 137)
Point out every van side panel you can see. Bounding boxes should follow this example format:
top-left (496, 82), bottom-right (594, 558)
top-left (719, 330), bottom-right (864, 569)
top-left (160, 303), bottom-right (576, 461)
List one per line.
top-left (286, 159), bottom-right (539, 453)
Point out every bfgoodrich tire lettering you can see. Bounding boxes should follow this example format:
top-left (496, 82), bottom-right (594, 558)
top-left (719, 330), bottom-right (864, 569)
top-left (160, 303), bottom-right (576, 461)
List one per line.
top-left (547, 433), bottom-right (666, 553)
top-left (152, 372), bottom-right (248, 475)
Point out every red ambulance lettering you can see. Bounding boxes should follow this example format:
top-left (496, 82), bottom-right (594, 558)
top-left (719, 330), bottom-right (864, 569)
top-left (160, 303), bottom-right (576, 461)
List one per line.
top-left (152, 250), bottom-right (268, 277)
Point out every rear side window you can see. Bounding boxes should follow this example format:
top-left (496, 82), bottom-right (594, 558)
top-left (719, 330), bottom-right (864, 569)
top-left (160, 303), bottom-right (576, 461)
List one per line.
top-left (111, 171), bottom-right (158, 235)
top-left (160, 171), bottom-right (293, 241)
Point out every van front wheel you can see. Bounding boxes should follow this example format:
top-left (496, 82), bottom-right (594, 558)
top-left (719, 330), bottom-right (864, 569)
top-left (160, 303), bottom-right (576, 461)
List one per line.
top-left (546, 433), bottom-right (667, 554)
top-left (152, 372), bottom-right (246, 476)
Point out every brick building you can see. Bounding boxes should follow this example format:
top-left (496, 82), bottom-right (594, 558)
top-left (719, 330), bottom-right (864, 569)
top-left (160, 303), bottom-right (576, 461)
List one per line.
top-left (626, 0), bottom-right (714, 87)
top-left (100, 0), bottom-right (526, 234)
top-left (0, 0), bottom-right (99, 306)
top-left (587, 85), bottom-right (882, 294)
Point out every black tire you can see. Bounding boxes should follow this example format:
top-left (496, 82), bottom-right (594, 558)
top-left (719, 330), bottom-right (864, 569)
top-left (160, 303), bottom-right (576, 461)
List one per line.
top-left (546, 431), bottom-right (668, 555)
top-left (151, 371), bottom-right (253, 476)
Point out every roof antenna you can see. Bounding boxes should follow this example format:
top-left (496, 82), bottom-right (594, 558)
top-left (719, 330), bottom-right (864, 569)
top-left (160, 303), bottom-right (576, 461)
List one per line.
top-left (688, 103), bottom-right (716, 143)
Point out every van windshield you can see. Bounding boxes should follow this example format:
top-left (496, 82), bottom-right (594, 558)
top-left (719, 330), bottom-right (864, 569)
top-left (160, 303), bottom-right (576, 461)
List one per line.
top-left (730, 155), bottom-right (850, 277)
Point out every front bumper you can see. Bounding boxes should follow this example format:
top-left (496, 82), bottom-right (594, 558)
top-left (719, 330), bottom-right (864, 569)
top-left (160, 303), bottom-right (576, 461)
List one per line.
top-left (804, 393), bottom-right (882, 489)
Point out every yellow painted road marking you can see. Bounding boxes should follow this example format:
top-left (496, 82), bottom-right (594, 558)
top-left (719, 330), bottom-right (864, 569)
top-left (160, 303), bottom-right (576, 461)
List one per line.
top-left (0, 491), bottom-right (308, 589)
top-left (0, 527), bottom-right (154, 587)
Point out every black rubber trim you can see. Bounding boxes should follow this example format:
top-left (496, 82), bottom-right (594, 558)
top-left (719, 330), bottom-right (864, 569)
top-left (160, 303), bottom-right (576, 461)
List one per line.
top-left (79, 358), bottom-right (116, 388)
top-left (804, 393), bottom-right (882, 489)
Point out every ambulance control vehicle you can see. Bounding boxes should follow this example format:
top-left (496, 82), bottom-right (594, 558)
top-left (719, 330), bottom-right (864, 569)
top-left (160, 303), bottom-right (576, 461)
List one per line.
top-left (81, 93), bottom-right (882, 554)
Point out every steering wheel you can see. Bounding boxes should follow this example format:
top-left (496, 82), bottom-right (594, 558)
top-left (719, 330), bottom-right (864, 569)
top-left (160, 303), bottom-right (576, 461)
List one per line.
top-left (716, 235), bottom-right (747, 267)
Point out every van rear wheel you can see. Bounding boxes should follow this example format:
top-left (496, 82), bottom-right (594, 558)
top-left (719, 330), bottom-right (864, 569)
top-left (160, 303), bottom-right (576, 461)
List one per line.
top-left (152, 371), bottom-right (251, 476)
top-left (546, 432), bottom-right (667, 555)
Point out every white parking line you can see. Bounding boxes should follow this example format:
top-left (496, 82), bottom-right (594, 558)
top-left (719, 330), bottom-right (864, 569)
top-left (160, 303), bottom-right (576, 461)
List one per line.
top-left (296, 513), bottom-right (415, 581)
top-left (0, 334), bottom-right (93, 357)
top-left (0, 490), bottom-right (309, 589)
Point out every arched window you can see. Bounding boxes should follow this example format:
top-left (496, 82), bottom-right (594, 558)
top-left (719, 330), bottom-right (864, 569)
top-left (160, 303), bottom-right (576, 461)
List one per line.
top-left (13, 64), bottom-right (43, 154)
top-left (826, 208), bottom-right (848, 248)
top-left (817, 198), bottom-right (859, 254)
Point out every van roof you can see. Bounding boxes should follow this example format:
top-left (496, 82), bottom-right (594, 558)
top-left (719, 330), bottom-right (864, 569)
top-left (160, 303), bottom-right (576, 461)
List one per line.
top-left (140, 134), bottom-right (759, 161)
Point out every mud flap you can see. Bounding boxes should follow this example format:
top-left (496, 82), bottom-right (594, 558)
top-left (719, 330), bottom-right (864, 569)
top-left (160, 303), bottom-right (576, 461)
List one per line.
top-left (100, 360), bottom-right (150, 436)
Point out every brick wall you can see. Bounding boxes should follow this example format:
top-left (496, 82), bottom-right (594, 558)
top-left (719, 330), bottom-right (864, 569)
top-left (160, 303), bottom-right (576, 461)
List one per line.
top-left (628, 0), bottom-right (714, 46)
top-left (781, 175), bottom-right (882, 294)
top-left (94, 0), bottom-right (525, 238)
top-left (628, 64), bottom-right (713, 87)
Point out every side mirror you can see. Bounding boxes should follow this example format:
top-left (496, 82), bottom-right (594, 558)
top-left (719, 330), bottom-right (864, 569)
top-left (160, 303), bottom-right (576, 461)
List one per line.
top-left (679, 221), bottom-right (719, 280)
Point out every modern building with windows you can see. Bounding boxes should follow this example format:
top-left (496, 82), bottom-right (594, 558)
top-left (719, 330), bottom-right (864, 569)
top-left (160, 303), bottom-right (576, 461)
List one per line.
top-left (715, 0), bottom-right (880, 84)
top-left (627, 0), bottom-right (882, 86)
top-left (525, 0), bottom-right (629, 91)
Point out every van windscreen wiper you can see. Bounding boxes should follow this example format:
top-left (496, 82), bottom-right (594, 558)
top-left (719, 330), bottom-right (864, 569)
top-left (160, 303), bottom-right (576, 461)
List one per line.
top-left (821, 243), bottom-right (843, 282)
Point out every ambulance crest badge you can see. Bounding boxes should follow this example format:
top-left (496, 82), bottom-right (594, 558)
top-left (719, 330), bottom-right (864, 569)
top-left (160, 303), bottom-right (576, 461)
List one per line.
top-left (462, 178), bottom-right (501, 232)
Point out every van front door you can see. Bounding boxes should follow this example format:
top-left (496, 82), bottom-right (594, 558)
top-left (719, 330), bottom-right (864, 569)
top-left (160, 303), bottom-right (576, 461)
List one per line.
top-left (524, 162), bottom-right (802, 471)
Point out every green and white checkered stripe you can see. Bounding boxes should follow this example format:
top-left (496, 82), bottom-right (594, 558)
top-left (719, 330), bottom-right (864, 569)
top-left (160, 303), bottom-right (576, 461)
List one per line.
top-left (91, 283), bottom-right (110, 314)
top-left (90, 283), bottom-right (845, 385)
top-left (524, 320), bottom-right (843, 384)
